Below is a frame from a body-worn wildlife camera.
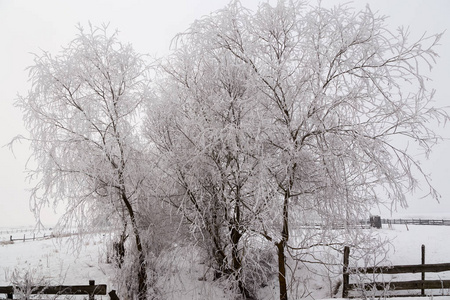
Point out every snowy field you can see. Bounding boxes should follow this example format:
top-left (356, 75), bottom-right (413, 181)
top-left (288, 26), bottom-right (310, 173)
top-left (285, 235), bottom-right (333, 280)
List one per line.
top-left (0, 229), bottom-right (112, 288)
top-left (346, 224), bottom-right (450, 300)
top-left (1, 224), bottom-right (450, 299)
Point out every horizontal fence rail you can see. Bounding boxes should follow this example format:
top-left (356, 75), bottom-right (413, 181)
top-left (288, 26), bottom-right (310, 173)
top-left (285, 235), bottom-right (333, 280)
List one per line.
top-left (0, 280), bottom-right (106, 300)
top-left (347, 279), bottom-right (450, 291)
top-left (350, 263), bottom-right (450, 274)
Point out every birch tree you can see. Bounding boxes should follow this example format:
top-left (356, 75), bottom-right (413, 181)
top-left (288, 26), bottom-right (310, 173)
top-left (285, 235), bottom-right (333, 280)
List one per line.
top-left (154, 1), bottom-right (448, 299)
top-left (16, 25), bottom-right (152, 300)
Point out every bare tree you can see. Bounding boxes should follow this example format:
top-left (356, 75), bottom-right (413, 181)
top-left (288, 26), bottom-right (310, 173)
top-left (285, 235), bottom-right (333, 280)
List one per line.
top-left (15, 24), bottom-right (152, 300)
top-left (151, 1), bottom-right (448, 299)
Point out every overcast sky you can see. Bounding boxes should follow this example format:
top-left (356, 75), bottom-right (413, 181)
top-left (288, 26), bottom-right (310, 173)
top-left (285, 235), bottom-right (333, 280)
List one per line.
top-left (1, 0), bottom-right (449, 227)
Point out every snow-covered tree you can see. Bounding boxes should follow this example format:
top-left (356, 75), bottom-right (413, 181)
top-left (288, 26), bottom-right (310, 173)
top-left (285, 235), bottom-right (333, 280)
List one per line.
top-left (16, 24), bottom-right (152, 300)
top-left (151, 1), bottom-right (448, 299)
top-left (146, 38), bottom-right (274, 297)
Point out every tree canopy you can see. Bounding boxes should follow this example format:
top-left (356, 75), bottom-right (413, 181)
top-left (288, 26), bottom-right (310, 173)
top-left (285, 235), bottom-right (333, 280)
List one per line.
top-left (16, 2), bottom-right (448, 300)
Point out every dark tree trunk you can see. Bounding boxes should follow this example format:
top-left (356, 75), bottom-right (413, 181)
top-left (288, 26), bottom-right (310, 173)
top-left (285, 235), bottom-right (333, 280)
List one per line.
top-left (211, 233), bottom-right (228, 280)
top-left (231, 226), bottom-right (242, 272)
top-left (113, 223), bottom-right (128, 268)
top-left (231, 225), bottom-right (250, 298)
top-left (121, 191), bottom-right (148, 300)
top-left (276, 240), bottom-right (288, 300)
top-left (277, 192), bottom-right (290, 300)
top-left (209, 208), bottom-right (228, 280)
top-left (230, 196), bottom-right (253, 299)
top-left (131, 216), bottom-right (147, 300)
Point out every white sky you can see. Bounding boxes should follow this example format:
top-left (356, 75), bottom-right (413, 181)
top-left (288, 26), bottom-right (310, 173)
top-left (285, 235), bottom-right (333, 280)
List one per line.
top-left (0, 0), bottom-right (449, 227)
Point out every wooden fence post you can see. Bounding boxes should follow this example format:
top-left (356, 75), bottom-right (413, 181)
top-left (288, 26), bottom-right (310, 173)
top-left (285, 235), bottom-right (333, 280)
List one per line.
top-left (89, 280), bottom-right (95, 300)
top-left (422, 244), bottom-right (425, 296)
top-left (343, 246), bottom-right (350, 298)
top-left (109, 290), bottom-right (120, 300)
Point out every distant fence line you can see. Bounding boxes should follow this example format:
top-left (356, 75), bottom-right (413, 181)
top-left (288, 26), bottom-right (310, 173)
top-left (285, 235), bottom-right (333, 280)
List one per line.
top-left (2, 220), bottom-right (448, 243)
top-left (381, 218), bottom-right (450, 226)
top-left (0, 226), bottom-right (113, 236)
top-left (2, 227), bottom-right (117, 243)
top-left (8, 233), bottom-right (54, 242)
top-left (5, 231), bottom-right (104, 243)
top-left (298, 218), bottom-right (450, 230)
top-left (0, 228), bottom-right (39, 235)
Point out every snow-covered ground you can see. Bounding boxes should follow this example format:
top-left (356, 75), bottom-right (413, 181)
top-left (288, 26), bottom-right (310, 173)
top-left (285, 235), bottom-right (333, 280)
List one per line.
top-left (348, 224), bottom-right (450, 300)
top-left (0, 231), bottom-right (112, 287)
top-left (0, 223), bottom-right (449, 299)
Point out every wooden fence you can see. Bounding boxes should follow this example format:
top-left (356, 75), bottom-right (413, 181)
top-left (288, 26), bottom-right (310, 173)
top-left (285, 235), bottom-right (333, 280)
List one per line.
top-left (342, 245), bottom-right (450, 298)
top-left (8, 233), bottom-right (53, 242)
top-left (382, 219), bottom-right (450, 226)
top-left (298, 218), bottom-right (450, 230)
top-left (0, 280), bottom-right (109, 300)
top-left (5, 230), bottom-right (101, 243)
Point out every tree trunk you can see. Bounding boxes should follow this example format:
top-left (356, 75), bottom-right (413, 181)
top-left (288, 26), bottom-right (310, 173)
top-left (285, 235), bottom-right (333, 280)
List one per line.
top-left (276, 240), bottom-right (288, 300)
top-left (211, 231), bottom-right (228, 280)
top-left (121, 191), bottom-right (148, 300)
top-left (136, 246), bottom-right (147, 300)
top-left (231, 227), bottom-right (242, 272)
top-left (277, 192), bottom-right (290, 300)
top-left (209, 209), bottom-right (228, 280)
top-left (231, 225), bottom-right (252, 298)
